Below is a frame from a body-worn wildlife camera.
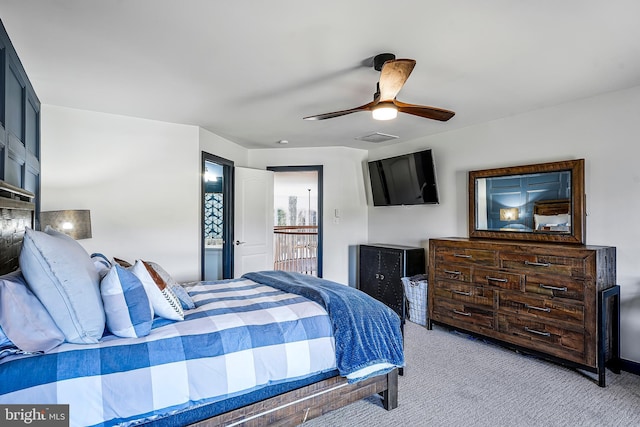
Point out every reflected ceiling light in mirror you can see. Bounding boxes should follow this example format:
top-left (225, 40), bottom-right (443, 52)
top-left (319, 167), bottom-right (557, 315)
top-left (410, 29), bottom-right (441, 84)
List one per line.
top-left (499, 207), bottom-right (519, 221)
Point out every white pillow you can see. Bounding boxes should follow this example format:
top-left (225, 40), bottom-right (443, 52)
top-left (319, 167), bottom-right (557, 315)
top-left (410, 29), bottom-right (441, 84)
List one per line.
top-left (19, 227), bottom-right (105, 344)
top-left (534, 213), bottom-right (570, 230)
top-left (146, 261), bottom-right (195, 310)
top-left (131, 260), bottom-right (184, 321)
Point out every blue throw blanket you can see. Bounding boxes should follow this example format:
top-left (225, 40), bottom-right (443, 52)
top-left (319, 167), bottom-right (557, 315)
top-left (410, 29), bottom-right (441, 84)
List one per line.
top-left (243, 271), bottom-right (404, 382)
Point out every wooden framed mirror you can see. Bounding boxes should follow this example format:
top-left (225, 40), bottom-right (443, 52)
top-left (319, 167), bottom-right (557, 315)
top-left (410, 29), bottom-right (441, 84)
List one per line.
top-left (468, 159), bottom-right (585, 244)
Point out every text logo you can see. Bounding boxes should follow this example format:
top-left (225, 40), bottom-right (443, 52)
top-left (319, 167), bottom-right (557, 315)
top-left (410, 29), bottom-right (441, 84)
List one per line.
top-left (1, 405), bottom-right (69, 426)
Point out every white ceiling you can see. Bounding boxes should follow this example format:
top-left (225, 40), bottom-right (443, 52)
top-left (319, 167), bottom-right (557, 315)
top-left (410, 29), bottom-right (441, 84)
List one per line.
top-left (2, 0), bottom-right (640, 150)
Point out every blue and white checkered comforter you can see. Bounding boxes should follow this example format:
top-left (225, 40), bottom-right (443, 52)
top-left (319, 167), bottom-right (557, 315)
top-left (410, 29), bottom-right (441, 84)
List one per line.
top-left (0, 278), bottom-right (338, 427)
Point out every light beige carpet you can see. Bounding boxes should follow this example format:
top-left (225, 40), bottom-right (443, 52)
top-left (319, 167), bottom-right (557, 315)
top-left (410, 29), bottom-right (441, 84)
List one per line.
top-left (301, 321), bottom-right (640, 426)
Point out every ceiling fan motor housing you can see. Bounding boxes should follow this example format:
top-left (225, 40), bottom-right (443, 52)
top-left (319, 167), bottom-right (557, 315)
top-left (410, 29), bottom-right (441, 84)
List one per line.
top-left (373, 53), bottom-right (396, 71)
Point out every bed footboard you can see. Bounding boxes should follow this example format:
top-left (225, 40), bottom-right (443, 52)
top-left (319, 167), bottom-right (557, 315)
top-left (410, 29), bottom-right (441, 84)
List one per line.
top-left (190, 368), bottom-right (399, 426)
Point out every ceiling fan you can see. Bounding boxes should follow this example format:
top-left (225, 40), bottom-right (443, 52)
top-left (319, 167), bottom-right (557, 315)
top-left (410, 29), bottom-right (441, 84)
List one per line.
top-left (303, 53), bottom-right (455, 122)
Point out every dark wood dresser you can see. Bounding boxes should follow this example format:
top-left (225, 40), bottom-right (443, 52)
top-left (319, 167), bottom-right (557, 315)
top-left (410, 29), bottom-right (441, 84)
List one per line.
top-left (427, 237), bottom-right (620, 386)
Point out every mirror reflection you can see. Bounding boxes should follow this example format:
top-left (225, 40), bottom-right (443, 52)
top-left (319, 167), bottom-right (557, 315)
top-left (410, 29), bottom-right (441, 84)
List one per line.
top-left (475, 170), bottom-right (572, 234)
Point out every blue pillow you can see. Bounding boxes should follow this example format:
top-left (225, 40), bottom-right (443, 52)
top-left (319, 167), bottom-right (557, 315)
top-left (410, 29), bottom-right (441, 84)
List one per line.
top-left (0, 270), bottom-right (65, 352)
top-left (91, 253), bottom-right (113, 279)
top-left (19, 227), bottom-right (105, 344)
top-left (171, 284), bottom-right (196, 310)
top-left (101, 265), bottom-right (154, 338)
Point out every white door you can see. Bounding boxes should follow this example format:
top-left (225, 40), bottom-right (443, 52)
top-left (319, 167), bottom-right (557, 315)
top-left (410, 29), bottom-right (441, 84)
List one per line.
top-left (234, 167), bottom-right (274, 278)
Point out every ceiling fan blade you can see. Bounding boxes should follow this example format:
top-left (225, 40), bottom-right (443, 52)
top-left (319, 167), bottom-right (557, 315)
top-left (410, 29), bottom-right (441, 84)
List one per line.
top-left (378, 59), bottom-right (416, 101)
top-left (303, 100), bottom-right (377, 120)
top-left (394, 100), bottom-right (455, 121)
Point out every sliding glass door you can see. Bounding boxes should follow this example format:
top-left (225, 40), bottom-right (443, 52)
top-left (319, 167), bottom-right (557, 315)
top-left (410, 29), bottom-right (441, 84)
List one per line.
top-left (268, 166), bottom-right (323, 277)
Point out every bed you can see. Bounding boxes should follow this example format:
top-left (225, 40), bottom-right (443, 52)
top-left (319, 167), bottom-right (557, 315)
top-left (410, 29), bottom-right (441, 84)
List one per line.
top-left (532, 199), bottom-right (571, 232)
top-left (0, 182), bottom-right (402, 427)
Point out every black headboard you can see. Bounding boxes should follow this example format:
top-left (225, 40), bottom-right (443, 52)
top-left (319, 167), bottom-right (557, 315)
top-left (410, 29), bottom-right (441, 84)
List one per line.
top-left (0, 181), bottom-right (35, 275)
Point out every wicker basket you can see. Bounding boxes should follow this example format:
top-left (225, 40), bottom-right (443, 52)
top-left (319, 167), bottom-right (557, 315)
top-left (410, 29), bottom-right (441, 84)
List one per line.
top-left (401, 274), bottom-right (428, 326)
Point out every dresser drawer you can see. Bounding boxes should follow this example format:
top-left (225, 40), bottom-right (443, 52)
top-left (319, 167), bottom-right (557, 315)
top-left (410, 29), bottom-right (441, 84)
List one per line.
top-left (524, 273), bottom-right (586, 302)
top-left (497, 314), bottom-right (584, 360)
top-left (500, 252), bottom-right (587, 277)
top-left (435, 247), bottom-right (498, 267)
top-left (431, 297), bottom-right (494, 331)
top-left (433, 282), bottom-right (494, 307)
top-left (498, 292), bottom-right (584, 326)
top-left (434, 264), bottom-right (472, 282)
top-left (473, 268), bottom-right (522, 291)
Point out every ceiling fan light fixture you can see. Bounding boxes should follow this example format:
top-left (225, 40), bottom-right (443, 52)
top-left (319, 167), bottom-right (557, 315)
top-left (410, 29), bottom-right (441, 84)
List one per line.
top-left (372, 104), bottom-right (398, 121)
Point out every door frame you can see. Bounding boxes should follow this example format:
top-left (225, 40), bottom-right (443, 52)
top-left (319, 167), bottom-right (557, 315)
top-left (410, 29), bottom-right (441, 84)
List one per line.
top-left (201, 152), bottom-right (234, 280)
top-left (267, 165), bottom-right (323, 278)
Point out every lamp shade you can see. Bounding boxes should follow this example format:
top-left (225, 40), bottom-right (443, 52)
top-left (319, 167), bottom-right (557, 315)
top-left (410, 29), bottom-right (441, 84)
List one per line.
top-left (40, 210), bottom-right (92, 240)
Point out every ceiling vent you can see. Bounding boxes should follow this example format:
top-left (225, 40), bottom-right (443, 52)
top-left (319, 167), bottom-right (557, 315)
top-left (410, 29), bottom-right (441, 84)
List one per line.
top-left (354, 132), bottom-right (399, 143)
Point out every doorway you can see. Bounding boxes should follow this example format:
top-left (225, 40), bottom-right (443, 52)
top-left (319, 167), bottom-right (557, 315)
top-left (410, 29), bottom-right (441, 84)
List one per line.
top-left (268, 166), bottom-right (323, 277)
top-left (202, 152), bottom-right (234, 280)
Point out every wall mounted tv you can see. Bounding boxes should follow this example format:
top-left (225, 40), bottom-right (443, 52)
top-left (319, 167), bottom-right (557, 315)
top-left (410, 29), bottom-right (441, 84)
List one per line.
top-left (368, 149), bottom-right (439, 206)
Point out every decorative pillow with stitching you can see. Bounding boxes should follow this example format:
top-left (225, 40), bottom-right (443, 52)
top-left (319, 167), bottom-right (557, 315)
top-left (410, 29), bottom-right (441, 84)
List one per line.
top-left (131, 260), bottom-right (184, 321)
top-left (19, 227), bottom-right (105, 344)
top-left (146, 261), bottom-right (195, 310)
top-left (100, 265), bottom-right (154, 338)
top-left (0, 270), bottom-right (66, 352)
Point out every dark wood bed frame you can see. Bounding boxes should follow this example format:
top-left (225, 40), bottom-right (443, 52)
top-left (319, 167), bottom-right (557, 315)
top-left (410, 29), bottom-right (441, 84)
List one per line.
top-left (192, 370), bottom-right (398, 426)
top-left (0, 180), bottom-right (399, 426)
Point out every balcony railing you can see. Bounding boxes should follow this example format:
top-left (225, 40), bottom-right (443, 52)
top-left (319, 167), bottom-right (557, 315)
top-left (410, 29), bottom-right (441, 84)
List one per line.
top-left (273, 225), bottom-right (318, 276)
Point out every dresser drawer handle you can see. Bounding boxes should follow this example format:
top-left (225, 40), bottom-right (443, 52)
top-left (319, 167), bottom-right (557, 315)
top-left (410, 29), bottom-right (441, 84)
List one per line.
top-left (538, 284), bottom-right (568, 292)
top-left (524, 304), bottom-right (551, 313)
top-left (453, 309), bottom-right (471, 317)
top-left (486, 276), bottom-right (508, 283)
top-left (454, 254), bottom-right (472, 259)
top-left (452, 290), bottom-right (472, 296)
top-left (444, 269), bottom-right (462, 275)
top-left (524, 327), bottom-right (551, 337)
top-left (524, 261), bottom-right (551, 267)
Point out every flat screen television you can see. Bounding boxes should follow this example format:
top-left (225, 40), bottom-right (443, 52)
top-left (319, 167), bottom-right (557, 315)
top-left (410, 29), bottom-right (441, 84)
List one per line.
top-left (368, 149), bottom-right (439, 206)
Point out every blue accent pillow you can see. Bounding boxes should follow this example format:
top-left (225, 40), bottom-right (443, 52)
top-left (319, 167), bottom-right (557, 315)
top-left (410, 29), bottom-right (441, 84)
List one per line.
top-left (171, 284), bottom-right (196, 310)
top-left (91, 253), bottom-right (113, 279)
top-left (19, 227), bottom-right (105, 344)
top-left (0, 270), bottom-right (65, 352)
top-left (100, 265), bottom-right (153, 338)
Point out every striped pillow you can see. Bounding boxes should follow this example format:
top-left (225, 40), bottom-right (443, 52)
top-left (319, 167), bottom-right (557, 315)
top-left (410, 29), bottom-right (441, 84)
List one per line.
top-left (131, 260), bottom-right (184, 321)
top-left (100, 265), bottom-right (153, 338)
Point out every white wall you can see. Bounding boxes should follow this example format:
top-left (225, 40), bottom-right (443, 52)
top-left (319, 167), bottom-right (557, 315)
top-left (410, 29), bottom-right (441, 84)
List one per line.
top-left (199, 127), bottom-right (249, 167)
top-left (367, 85), bottom-right (640, 362)
top-left (41, 108), bottom-right (363, 285)
top-left (41, 105), bottom-right (202, 282)
top-left (248, 147), bottom-right (369, 285)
